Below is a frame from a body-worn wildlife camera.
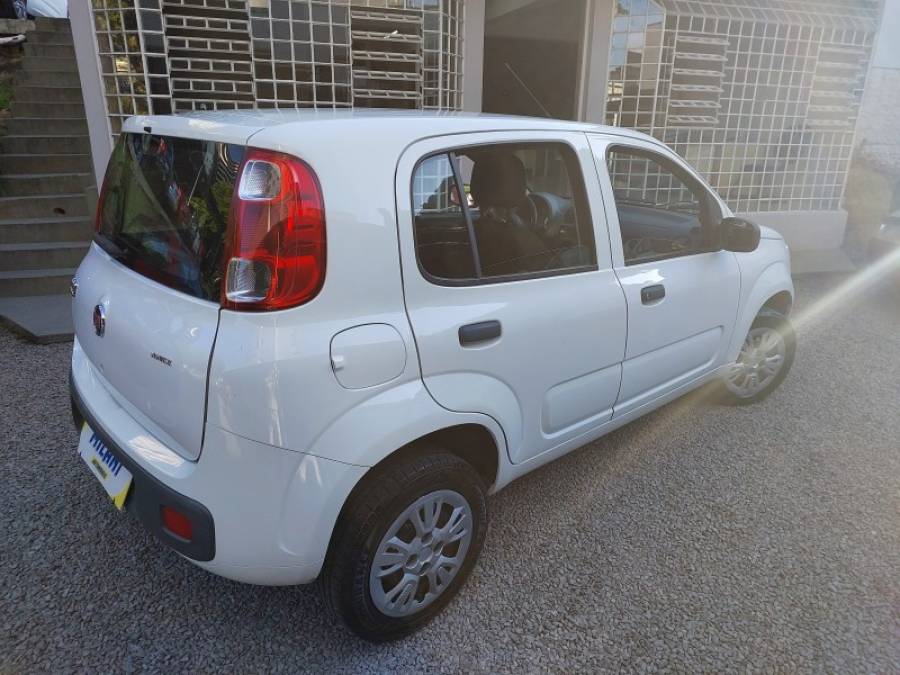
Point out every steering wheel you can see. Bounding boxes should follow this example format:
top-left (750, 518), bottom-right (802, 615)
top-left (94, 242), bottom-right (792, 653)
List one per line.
top-left (509, 196), bottom-right (539, 231)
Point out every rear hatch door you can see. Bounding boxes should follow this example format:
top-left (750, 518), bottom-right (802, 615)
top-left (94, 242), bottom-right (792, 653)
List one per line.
top-left (74, 125), bottom-right (251, 461)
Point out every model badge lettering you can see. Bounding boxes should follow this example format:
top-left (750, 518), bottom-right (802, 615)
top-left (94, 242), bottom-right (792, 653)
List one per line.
top-left (150, 352), bottom-right (173, 367)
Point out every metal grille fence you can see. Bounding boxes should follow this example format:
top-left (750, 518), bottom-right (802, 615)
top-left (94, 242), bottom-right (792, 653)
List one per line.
top-left (605, 0), bottom-right (878, 214)
top-left (89, 0), bottom-right (463, 142)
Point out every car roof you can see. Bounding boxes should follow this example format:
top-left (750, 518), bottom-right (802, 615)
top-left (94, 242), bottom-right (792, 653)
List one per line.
top-left (123, 109), bottom-right (658, 147)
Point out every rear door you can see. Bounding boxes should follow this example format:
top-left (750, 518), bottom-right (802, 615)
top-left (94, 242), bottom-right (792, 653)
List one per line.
top-left (588, 136), bottom-right (740, 415)
top-left (396, 131), bottom-right (627, 465)
top-left (73, 129), bottom-right (247, 461)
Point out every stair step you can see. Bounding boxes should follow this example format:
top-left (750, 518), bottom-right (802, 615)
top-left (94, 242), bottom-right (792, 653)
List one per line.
top-left (0, 267), bottom-right (77, 298)
top-left (22, 56), bottom-right (78, 73)
top-left (0, 173), bottom-right (90, 197)
top-left (14, 69), bottom-right (81, 87)
top-left (0, 216), bottom-right (94, 244)
top-left (24, 30), bottom-right (74, 45)
top-left (0, 294), bottom-right (74, 343)
top-left (0, 134), bottom-right (91, 155)
top-left (0, 241), bottom-right (90, 272)
top-left (23, 43), bottom-right (75, 59)
top-left (0, 192), bottom-right (89, 219)
top-left (0, 18), bottom-right (33, 34)
top-left (33, 17), bottom-right (71, 33)
top-left (0, 154), bottom-right (93, 175)
top-left (10, 101), bottom-right (85, 118)
top-left (6, 117), bottom-right (88, 136)
top-left (12, 85), bottom-right (85, 103)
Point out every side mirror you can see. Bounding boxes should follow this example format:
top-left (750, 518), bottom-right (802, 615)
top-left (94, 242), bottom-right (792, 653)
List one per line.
top-left (720, 216), bottom-right (760, 253)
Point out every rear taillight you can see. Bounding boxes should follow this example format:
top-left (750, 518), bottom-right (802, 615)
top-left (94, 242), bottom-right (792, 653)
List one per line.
top-left (161, 505), bottom-right (194, 542)
top-left (222, 148), bottom-right (326, 311)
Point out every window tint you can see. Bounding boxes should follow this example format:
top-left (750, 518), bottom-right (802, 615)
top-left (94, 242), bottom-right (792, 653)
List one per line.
top-left (607, 147), bottom-right (717, 265)
top-left (96, 133), bottom-right (243, 300)
top-left (412, 142), bottom-right (597, 283)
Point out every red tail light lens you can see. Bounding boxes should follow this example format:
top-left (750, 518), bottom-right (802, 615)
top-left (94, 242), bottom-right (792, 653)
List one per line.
top-left (222, 148), bottom-right (326, 311)
top-left (161, 506), bottom-right (194, 542)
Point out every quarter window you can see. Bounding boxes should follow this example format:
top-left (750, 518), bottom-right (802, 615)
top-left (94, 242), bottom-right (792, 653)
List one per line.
top-left (606, 147), bottom-right (720, 265)
top-left (412, 142), bottom-right (597, 283)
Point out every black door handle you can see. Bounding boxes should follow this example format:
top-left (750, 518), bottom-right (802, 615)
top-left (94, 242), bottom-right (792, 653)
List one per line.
top-left (459, 320), bottom-right (501, 346)
top-left (641, 284), bottom-right (666, 304)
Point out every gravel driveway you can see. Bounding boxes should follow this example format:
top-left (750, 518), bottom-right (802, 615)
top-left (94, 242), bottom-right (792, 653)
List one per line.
top-left (2, 274), bottom-right (899, 673)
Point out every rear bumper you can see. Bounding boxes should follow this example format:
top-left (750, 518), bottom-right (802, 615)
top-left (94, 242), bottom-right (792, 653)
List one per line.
top-left (71, 375), bottom-right (216, 561)
top-left (69, 338), bottom-right (368, 585)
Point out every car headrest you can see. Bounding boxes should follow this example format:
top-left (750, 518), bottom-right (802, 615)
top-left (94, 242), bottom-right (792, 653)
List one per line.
top-left (470, 153), bottom-right (527, 209)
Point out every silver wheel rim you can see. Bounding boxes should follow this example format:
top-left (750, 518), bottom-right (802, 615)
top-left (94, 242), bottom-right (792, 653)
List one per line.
top-left (369, 489), bottom-right (473, 618)
top-left (724, 326), bottom-right (786, 398)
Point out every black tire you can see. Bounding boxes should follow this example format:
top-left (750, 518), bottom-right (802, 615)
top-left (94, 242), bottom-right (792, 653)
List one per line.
top-left (720, 309), bottom-right (796, 405)
top-left (321, 450), bottom-right (487, 642)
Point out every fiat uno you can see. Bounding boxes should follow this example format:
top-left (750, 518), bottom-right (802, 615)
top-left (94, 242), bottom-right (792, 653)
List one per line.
top-left (69, 110), bottom-right (795, 641)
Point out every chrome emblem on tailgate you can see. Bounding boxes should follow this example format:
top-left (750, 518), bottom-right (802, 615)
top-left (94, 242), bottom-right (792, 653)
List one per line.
top-left (92, 304), bottom-right (106, 337)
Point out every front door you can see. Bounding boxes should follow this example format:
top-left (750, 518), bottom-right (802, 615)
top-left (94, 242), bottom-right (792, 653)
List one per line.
top-left (395, 131), bottom-right (627, 465)
top-left (589, 136), bottom-right (741, 416)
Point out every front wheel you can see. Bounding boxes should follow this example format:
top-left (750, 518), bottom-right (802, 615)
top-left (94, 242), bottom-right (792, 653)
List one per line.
top-left (321, 451), bottom-right (487, 642)
top-left (720, 310), bottom-right (796, 405)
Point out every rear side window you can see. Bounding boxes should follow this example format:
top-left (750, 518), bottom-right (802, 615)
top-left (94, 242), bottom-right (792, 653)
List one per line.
top-left (411, 142), bottom-right (597, 283)
top-left (96, 132), bottom-right (244, 301)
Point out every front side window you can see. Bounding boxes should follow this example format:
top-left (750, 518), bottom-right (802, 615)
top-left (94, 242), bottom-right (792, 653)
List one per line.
top-left (606, 146), bottom-right (719, 265)
top-left (412, 142), bottom-right (597, 283)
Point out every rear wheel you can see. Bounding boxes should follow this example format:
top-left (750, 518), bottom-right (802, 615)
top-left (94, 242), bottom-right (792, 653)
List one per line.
top-left (721, 310), bottom-right (795, 404)
top-left (322, 451), bottom-right (487, 642)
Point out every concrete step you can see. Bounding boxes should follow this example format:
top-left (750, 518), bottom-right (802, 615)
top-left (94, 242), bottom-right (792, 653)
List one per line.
top-left (0, 134), bottom-right (91, 155)
top-left (0, 241), bottom-right (89, 271)
top-left (0, 216), bottom-right (94, 244)
top-left (10, 101), bottom-right (85, 118)
top-left (0, 192), bottom-right (89, 219)
top-left (0, 18), bottom-right (34, 34)
top-left (14, 69), bottom-right (81, 87)
top-left (0, 154), bottom-right (93, 175)
top-left (0, 173), bottom-right (90, 197)
top-left (12, 85), bottom-right (85, 103)
top-left (22, 56), bottom-right (78, 73)
top-left (6, 117), bottom-right (88, 136)
top-left (25, 30), bottom-right (73, 45)
top-left (23, 43), bottom-right (75, 60)
top-left (0, 267), bottom-right (76, 298)
top-left (0, 294), bottom-right (74, 343)
top-left (33, 17), bottom-right (71, 33)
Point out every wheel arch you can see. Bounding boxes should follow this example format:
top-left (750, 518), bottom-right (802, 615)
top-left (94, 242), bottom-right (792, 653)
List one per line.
top-left (728, 261), bottom-right (794, 361)
top-left (321, 421), bottom-right (502, 578)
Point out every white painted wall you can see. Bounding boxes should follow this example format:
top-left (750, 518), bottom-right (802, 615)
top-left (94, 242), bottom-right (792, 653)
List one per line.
top-left (578, 0), bottom-right (614, 123)
top-left (462, 0), bottom-right (485, 112)
top-left (69, 1), bottom-right (111, 187)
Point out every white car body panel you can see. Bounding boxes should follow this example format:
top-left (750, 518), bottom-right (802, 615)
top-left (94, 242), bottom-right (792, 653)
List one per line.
top-left (395, 132), bottom-right (627, 466)
top-left (73, 245), bottom-right (218, 461)
top-left (69, 110), bottom-right (794, 586)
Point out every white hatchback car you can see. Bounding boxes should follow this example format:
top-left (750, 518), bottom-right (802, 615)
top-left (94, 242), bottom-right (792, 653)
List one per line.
top-left (70, 111), bottom-right (795, 641)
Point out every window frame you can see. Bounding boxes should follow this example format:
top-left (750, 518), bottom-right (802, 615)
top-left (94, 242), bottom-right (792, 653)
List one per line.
top-left (604, 143), bottom-right (724, 267)
top-left (410, 139), bottom-right (600, 287)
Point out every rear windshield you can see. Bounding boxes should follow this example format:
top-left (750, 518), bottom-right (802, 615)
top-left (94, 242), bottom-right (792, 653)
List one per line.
top-left (95, 132), bottom-right (244, 301)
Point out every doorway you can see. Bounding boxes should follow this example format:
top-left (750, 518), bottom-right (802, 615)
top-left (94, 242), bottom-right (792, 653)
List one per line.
top-left (482, 0), bottom-right (587, 120)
